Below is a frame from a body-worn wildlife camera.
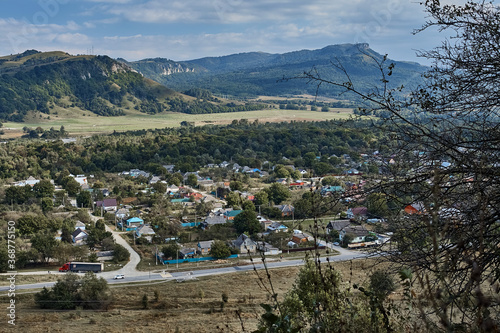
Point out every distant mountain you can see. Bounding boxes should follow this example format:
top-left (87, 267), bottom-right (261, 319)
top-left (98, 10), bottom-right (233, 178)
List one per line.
top-left (123, 43), bottom-right (428, 98)
top-left (0, 50), bottom-right (180, 121)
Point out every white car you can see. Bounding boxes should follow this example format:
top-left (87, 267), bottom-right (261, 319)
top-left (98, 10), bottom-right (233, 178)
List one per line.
top-left (113, 274), bottom-right (125, 279)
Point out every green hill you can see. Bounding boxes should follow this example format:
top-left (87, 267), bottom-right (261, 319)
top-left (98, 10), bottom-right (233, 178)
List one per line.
top-left (0, 50), bottom-right (180, 122)
top-left (123, 43), bottom-right (428, 98)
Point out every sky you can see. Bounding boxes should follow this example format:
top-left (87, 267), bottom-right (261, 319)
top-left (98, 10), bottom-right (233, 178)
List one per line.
top-left (0, 0), bottom-right (454, 64)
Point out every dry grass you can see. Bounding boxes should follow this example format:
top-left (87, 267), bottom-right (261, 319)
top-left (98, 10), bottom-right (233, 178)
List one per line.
top-left (1, 108), bottom-right (354, 138)
top-left (0, 258), bottom-right (389, 333)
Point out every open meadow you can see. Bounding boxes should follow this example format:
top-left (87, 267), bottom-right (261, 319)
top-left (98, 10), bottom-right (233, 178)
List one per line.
top-left (1, 107), bottom-right (354, 138)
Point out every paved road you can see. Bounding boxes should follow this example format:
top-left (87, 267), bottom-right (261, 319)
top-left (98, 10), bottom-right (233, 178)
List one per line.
top-left (0, 245), bottom-right (367, 293)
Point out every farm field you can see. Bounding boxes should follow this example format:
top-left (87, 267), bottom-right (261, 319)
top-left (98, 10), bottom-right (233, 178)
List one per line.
top-left (1, 107), bottom-right (354, 138)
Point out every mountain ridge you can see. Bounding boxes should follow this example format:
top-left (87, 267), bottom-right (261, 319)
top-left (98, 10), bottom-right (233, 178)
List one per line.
top-left (122, 43), bottom-right (428, 98)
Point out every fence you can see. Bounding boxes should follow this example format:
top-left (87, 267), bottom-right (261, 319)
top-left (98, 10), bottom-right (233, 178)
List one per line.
top-left (158, 254), bottom-right (238, 265)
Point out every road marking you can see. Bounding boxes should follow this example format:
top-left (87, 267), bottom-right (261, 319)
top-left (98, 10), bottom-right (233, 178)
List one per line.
top-left (160, 272), bottom-right (172, 278)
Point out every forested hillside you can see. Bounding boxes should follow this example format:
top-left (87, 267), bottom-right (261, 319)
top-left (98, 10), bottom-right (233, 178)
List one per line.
top-left (0, 50), bottom-right (266, 122)
top-left (124, 43), bottom-right (427, 98)
top-left (0, 120), bottom-right (385, 181)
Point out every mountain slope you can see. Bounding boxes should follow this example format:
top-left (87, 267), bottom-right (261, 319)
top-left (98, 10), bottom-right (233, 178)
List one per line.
top-left (124, 43), bottom-right (428, 98)
top-left (0, 50), bottom-right (180, 121)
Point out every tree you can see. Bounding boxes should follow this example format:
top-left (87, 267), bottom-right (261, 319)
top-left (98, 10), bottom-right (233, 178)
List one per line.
top-left (300, 1), bottom-right (500, 329)
top-left (254, 191), bottom-right (269, 207)
top-left (40, 197), bottom-right (53, 213)
top-left (33, 179), bottom-right (55, 198)
top-left (61, 176), bottom-right (81, 196)
top-left (112, 243), bottom-right (130, 263)
top-left (35, 272), bottom-right (112, 310)
top-left (76, 191), bottom-right (92, 208)
top-left (266, 183), bottom-right (291, 205)
top-left (162, 242), bottom-right (180, 260)
top-left (186, 173), bottom-right (198, 187)
top-left (78, 272), bottom-right (113, 310)
top-left (31, 230), bottom-right (58, 263)
top-left (210, 240), bottom-right (231, 259)
top-left (17, 214), bottom-right (49, 236)
top-left (233, 209), bottom-right (260, 235)
top-left (365, 193), bottom-right (390, 218)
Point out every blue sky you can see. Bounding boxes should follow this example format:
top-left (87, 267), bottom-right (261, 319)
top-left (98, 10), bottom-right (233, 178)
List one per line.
top-left (0, 0), bottom-right (455, 63)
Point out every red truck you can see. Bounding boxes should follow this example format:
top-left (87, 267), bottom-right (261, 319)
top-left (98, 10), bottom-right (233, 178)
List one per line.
top-left (59, 262), bottom-right (103, 273)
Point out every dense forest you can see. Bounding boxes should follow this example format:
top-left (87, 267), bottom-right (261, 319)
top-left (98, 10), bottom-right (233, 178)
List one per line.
top-left (0, 120), bottom-right (386, 181)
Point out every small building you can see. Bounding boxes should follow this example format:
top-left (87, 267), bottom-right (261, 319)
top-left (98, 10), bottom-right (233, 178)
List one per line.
top-left (274, 204), bottom-right (295, 217)
top-left (72, 228), bottom-right (88, 245)
top-left (404, 202), bottom-right (425, 215)
top-left (135, 224), bottom-right (156, 242)
top-left (232, 234), bottom-right (257, 254)
top-left (257, 241), bottom-right (280, 255)
top-left (267, 222), bottom-right (288, 233)
top-left (202, 215), bottom-right (227, 229)
top-left (339, 225), bottom-right (370, 243)
top-left (326, 220), bottom-right (351, 234)
top-left (179, 247), bottom-right (196, 259)
top-left (224, 210), bottom-right (243, 221)
top-left (346, 207), bottom-right (368, 220)
top-left (74, 221), bottom-right (86, 230)
top-left (96, 198), bottom-right (118, 211)
top-left (291, 232), bottom-right (313, 244)
top-left (126, 217), bottom-right (144, 230)
top-left (197, 240), bottom-right (214, 255)
top-left (115, 208), bottom-right (130, 220)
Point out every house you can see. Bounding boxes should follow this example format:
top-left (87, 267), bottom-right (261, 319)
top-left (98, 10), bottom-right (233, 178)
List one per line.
top-left (197, 240), bottom-right (214, 255)
top-left (320, 186), bottom-right (344, 196)
top-left (224, 210), bottom-right (243, 221)
top-left (167, 184), bottom-right (179, 194)
top-left (291, 232), bottom-right (313, 244)
top-left (126, 217), bottom-right (144, 230)
top-left (346, 207), bottom-right (368, 220)
top-left (325, 220), bottom-right (351, 234)
top-left (72, 228), bottom-right (88, 245)
top-left (129, 169), bottom-right (150, 178)
top-left (14, 176), bottom-right (40, 187)
top-left (74, 221), bottom-right (86, 230)
top-left (274, 204), bottom-right (295, 217)
top-left (115, 208), bottom-right (130, 220)
top-left (163, 164), bottom-right (176, 173)
top-left (135, 224), bottom-right (156, 242)
top-left (339, 225), bottom-right (371, 243)
top-left (149, 176), bottom-right (161, 185)
top-left (259, 218), bottom-right (274, 230)
top-left (186, 192), bottom-right (203, 201)
top-left (198, 179), bottom-right (215, 190)
top-left (96, 198), bottom-right (118, 211)
top-left (232, 234), bottom-right (257, 254)
top-left (202, 215), bottom-right (227, 228)
top-left (267, 222), bottom-right (288, 233)
top-left (290, 181), bottom-right (305, 189)
top-left (275, 178), bottom-right (288, 185)
top-left (179, 247), bottom-right (196, 259)
top-left (72, 174), bottom-right (87, 186)
top-left (257, 241), bottom-right (280, 255)
top-left (404, 202), bottom-right (425, 215)
top-left (345, 168), bottom-right (361, 175)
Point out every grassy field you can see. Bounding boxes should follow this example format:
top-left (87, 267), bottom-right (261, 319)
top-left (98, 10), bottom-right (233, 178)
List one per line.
top-left (0, 258), bottom-right (386, 333)
top-left (2, 107), bottom-right (354, 138)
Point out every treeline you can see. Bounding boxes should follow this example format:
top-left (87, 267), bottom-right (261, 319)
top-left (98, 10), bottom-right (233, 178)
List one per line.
top-left (165, 97), bottom-right (266, 114)
top-left (0, 120), bottom-right (388, 180)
